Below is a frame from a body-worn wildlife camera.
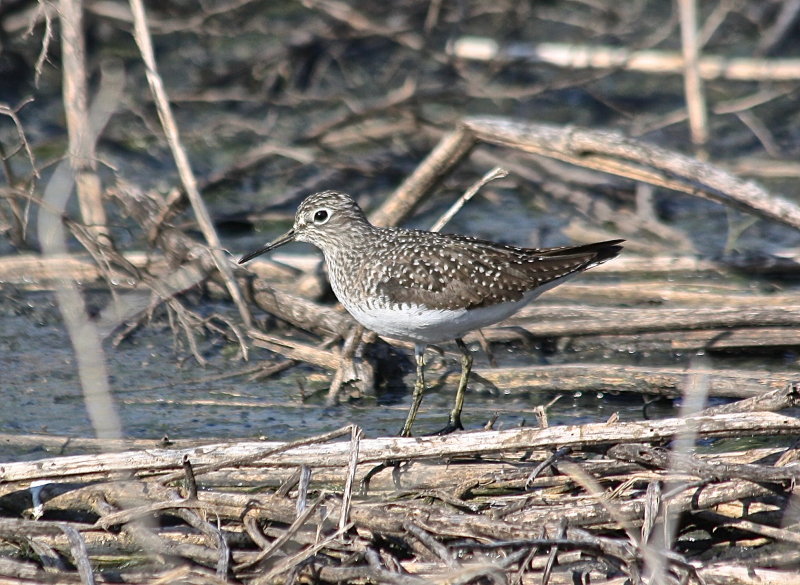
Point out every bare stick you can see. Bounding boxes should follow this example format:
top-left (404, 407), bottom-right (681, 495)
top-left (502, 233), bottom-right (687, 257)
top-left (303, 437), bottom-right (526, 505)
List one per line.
top-left (234, 495), bottom-right (326, 571)
top-left (37, 55), bottom-right (123, 442)
top-left (326, 325), bottom-right (368, 406)
top-left (678, 0), bottom-right (709, 156)
top-left (449, 39), bottom-right (800, 81)
top-left (59, 0), bottom-right (109, 241)
top-left (60, 525), bottom-right (96, 585)
top-left (757, 0), bottom-right (800, 55)
top-left (3, 413), bottom-right (798, 482)
top-left (368, 127), bottom-right (476, 227)
top-left (128, 0), bottom-right (253, 329)
top-left (429, 167), bottom-right (508, 232)
top-left (253, 523), bottom-right (354, 584)
top-left (340, 426), bottom-right (362, 532)
top-left (460, 364), bottom-right (797, 400)
top-left (463, 117), bottom-right (800, 230)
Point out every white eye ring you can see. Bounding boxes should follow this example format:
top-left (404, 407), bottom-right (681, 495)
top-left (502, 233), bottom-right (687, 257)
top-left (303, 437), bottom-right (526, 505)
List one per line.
top-left (312, 208), bottom-right (332, 224)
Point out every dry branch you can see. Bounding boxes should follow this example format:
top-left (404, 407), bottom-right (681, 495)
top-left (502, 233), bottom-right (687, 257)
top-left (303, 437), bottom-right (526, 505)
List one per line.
top-left (608, 443), bottom-right (800, 483)
top-left (301, 361), bottom-right (793, 404)
top-left (58, 0), bottom-right (109, 241)
top-left (463, 117), bottom-right (800, 231)
top-left (452, 364), bottom-right (798, 400)
top-left (508, 304), bottom-right (800, 336)
top-left (478, 321), bottom-right (800, 353)
top-left (128, 0), bottom-right (252, 329)
top-left (369, 128), bottom-right (477, 227)
top-left (1, 412), bottom-right (797, 483)
top-left (449, 39), bottom-right (800, 81)
top-left (678, 0), bottom-right (709, 153)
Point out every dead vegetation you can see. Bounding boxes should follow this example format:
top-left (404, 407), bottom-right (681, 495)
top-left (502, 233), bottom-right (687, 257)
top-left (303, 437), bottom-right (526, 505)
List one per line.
top-left (0, 387), bottom-right (799, 584)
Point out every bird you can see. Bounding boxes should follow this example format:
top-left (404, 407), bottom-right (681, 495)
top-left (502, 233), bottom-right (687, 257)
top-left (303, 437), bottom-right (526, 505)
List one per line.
top-left (239, 190), bottom-right (623, 436)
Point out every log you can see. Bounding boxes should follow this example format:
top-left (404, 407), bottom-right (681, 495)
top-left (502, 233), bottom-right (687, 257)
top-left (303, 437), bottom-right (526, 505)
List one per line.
top-left (1, 412), bottom-right (797, 483)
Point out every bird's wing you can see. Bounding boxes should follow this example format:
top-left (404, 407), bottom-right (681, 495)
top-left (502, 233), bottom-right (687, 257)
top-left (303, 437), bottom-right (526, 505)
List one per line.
top-left (373, 233), bottom-right (621, 311)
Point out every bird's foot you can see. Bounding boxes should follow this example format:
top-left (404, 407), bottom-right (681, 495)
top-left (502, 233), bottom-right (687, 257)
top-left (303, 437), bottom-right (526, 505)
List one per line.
top-left (360, 459), bottom-right (404, 494)
top-left (429, 416), bottom-right (464, 436)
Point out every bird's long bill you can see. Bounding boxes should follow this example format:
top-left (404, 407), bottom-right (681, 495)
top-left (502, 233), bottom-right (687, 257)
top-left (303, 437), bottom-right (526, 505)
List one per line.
top-left (238, 228), bottom-right (296, 264)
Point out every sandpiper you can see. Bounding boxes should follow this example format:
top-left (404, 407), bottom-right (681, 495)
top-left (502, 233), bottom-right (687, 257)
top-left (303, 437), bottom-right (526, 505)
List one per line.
top-left (240, 190), bottom-right (623, 436)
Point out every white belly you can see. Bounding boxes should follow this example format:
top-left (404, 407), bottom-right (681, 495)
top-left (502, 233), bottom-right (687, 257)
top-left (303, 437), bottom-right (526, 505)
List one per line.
top-left (344, 301), bottom-right (511, 344)
top-left (339, 282), bottom-right (562, 345)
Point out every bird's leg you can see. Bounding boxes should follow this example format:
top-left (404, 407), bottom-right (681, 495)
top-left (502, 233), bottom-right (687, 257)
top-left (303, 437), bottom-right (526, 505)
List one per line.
top-left (400, 344), bottom-right (427, 437)
top-left (366, 346), bottom-right (426, 489)
top-left (452, 338), bottom-right (472, 429)
top-left (434, 337), bottom-right (471, 435)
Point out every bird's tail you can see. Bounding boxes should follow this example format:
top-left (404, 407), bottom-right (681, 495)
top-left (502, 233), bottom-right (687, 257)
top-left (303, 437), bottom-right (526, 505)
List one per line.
top-left (542, 239), bottom-right (624, 268)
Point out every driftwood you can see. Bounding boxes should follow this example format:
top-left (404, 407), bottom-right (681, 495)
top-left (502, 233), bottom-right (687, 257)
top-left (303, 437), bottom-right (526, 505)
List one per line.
top-left (466, 117), bottom-right (800, 230)
top-left (295, 364), bottom-right (798, 402)
top-left (2, 412), bottom-right (797, 484)
top-left (553, 282), bottom-right (800, 306)
top-left (449, 39), bottom-right (800, 82)
top-left (506, 304), bottom-right (800, 336)
top-left (450, 365), bottom-right (796, 399)
top-left (58, 0), bottom-right (108, 242)
top-left (479, 324), bottom-right (800, 353)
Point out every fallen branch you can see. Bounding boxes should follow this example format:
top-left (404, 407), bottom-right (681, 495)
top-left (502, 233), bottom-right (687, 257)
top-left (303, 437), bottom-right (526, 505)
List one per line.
top-left (2, 412), bottom-right (798, 483)
top-left (449, 39), bottom-right (800, 81)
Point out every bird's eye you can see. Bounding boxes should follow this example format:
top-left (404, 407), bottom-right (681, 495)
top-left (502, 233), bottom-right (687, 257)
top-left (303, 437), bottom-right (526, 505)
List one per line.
top-left (313, 209), bottom-right (330, 224)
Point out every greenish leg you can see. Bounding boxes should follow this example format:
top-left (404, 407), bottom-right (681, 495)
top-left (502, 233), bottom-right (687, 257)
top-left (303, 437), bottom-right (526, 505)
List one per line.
top-left (400, 344), bottom-right (427, 437)
top-left (447, 337), bottom-right (472, 431)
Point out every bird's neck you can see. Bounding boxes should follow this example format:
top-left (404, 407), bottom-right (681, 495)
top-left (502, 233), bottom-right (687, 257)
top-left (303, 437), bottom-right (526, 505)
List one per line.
top-left (317, 222), bottom-right (377, 269)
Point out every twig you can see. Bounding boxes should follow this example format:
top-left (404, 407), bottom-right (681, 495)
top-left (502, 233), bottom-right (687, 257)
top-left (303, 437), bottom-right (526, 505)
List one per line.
top-left (37, 50), bottom-right (122, 442)
top-left (463, 117), bottom-right (800, 231)
top-left (429, 167), bottom-right (508, 232)
top-left (757, 0), bottom-right (800, 55)
top-left (182, 455), bottom-right (197, 499)
top-left (369, 127), bottom-right (476, 227)
top-left (449, 39), bottom-right (800, 81)
top-left (252, 523), bottom-right (354, 584)
top-left (60, 525), bottom-right (96, 585)
top-left (404, 521), bottom-right (457, 568)
top-left (157, 425), bottom-right (356, 484)
top-left (340, 425), bottom-right (362, 533)
top-left (128, 0), bottom-right (253, 332)
top-left (248, 329), bottom-right (341, 370)
top-left (326, 325), bottom-right (366, 406)
top-left (59, 0), bottom-right (109, 240)
top-left (678, 0), bottom-right (709, 156)
top-left (3, 413), bottom-right (798, 482)
top-left (296, 464), bottom-right (311, 514)
top-left (235, 493), bottom-right (326, 571)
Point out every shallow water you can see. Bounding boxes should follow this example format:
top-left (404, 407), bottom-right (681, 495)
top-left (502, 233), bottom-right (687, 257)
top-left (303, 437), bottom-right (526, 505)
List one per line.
top-left (0, 287), bottom-right (690, 462)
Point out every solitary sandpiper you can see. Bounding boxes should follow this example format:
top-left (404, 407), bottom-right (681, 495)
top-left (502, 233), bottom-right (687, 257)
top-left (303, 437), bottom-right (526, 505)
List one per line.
top-left (240, 190), bottom-right (623, 436)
